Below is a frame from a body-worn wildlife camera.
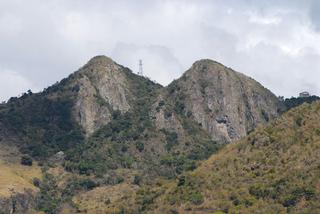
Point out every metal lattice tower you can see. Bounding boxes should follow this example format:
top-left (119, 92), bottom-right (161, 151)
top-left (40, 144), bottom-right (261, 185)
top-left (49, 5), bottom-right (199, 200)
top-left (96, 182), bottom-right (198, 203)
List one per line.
top-left (138, 59), bottom-right (143, 76)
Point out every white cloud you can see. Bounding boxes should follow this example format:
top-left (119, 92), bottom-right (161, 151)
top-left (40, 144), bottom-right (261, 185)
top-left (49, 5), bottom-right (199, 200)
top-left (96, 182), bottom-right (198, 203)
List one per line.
top-left (0, 69), bottom-right (38, 102)
top-left (0, 0), bottom-right (319, 100)
top-left (111, 43), bottom-right (183, 85)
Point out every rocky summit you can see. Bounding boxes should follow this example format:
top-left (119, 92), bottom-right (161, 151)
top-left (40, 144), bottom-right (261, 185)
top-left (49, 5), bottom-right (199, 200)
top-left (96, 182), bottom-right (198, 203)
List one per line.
top-left (162, 59), bottom-right (284, 142)
top-left (0, 56), bottom-right (313, 214)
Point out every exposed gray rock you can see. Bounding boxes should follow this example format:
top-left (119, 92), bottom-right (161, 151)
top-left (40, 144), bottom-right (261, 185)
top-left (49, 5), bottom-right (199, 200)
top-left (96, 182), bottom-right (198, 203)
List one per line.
top-left (70, 56), bottom-right (132, 134)
top-left (54, 151), bottom-right (65, 161)
top-left (164, 59), bottom-right (285, 142)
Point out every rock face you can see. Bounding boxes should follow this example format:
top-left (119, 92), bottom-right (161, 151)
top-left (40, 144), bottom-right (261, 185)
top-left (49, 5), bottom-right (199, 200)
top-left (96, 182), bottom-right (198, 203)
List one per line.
top-left (165, 59), bottom-right (284, 142)
top-left (70, 56), bottom-right (132, 134)
top-left (17, 55), bottom-right (282, 140)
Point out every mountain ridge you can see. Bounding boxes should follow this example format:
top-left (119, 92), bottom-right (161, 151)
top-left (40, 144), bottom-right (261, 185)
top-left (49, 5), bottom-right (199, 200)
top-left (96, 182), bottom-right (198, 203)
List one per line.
top-left (0, 55), bottom-right (290, 213)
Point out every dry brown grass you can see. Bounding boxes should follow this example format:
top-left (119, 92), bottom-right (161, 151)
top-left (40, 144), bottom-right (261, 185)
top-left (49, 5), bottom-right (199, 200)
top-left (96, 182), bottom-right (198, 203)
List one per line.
top-left (0, 144), bottom-right (42, 197)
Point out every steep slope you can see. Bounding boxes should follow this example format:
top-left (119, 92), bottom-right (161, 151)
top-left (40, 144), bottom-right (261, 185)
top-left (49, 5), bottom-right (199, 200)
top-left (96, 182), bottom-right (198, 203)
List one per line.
top-left (137, 102), bottom-right (320, 214)
top-left (0, 56), bottom-right (162, 160)
top-left (44, 55), bottom-right (160, 135)
top-left (162, 59), bottom-right (284, 142)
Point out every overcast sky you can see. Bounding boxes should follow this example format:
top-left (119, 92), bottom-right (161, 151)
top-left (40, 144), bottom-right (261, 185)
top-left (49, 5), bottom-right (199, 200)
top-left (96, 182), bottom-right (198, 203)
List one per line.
top-left (0, 0), bottom-right (320, 101)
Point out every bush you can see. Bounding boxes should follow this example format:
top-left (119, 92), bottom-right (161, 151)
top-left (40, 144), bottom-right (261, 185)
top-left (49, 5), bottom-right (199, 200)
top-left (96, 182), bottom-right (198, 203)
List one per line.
top-left (33, 177), bottom-right (41, 187)
top-left (177, 175), bottom-right (186, 186)
top-left (158, 100), bottom-right (165, 107)
top-left (21, 155), bottom-right (33, 166)
top-left (249, 184), bottom-right (270, 199)
top-left (161, 130), bottom-right (178, 151)
top-left (135, 141), bottom-right (144, 152)
top-left (133, 175), bottom-right (142, 185)
top-left (116, 176), bottom-right (124, 184)
top-left (164, 110), bottom-right (173, 119)
top-left (189, 192), bottom-right (204, 205)
top-left (295, 116), bottom-right (303, 126)
top-left (79, 178), bottom-right (97, 190)
top-left (282, 187), bottom-right (316, 207)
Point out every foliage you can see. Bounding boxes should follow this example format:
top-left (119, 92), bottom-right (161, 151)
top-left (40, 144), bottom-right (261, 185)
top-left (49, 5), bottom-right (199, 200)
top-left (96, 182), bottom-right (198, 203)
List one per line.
top-left (161, 129), bottom-right (179, 151)
top-left (62, 68), bottom-right (161, 176)
top-left (283, 95), bottom-right (320, 111)
top-left (20, 155), bottom-right (33, 166)
top-left (142, 102), bottom-right (320, 213)
top-left (37, 173), bottom-right (62, 214)
top-left (36, 171), bottom-right (100, 214)
top-left (0, 93), bottom-right (84, 160)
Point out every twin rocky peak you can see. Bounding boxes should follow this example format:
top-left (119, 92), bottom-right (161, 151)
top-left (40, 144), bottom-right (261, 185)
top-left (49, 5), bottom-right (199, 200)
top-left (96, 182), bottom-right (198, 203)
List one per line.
top-left (51, 55), bottom-right (284, 143)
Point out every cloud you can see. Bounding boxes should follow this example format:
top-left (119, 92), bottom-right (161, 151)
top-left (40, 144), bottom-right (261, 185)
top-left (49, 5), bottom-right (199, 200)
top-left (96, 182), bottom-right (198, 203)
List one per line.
top-left (0, 69), bottom-right (38, 102)
top-left (111, 43), bottom-right (183, 85)
top-left (0, 0), bottom-right (319, 101)
top-left (310, 0), bottom-right (320, 31)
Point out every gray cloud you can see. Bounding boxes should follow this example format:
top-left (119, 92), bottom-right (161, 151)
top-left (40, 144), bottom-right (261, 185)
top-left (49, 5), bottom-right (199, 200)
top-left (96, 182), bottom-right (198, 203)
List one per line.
top-left (111, 43), bottom-right (183, 85)
top-left (0, 0), bottom-right (319, 101)
top-left (310, 0), bottom-right (320, 31)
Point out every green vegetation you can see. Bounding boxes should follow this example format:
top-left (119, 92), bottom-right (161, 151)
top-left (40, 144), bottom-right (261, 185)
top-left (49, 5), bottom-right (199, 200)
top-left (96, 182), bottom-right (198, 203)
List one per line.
top-left (60, 66), bottom-right (222, 179)
top-left (283, 95), bottom-right (320, 111)
top-left (36, 171), bottom-right (99, 214)
top-left (161, 129), bottom-right (179, 151)
top-left (37, 173), bottom-right (61, 214)
top-left (20, 155), bottom-right (33, 166)
top-left (0, 60), bottom-right (230, 213)
top-left (62, 68), bottom-right (162, 176)
top-left (136, 187), bottom-right (165, 211)
top-left (167, 175), bottom-right (204, 206)
top-left (0, 92), bottom-right (84, 160)
top-left (143, 102), bottom-right (320, 213)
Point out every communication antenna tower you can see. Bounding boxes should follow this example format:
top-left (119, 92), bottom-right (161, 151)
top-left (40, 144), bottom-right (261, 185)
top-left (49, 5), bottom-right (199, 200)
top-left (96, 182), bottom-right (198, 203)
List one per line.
top-left (138, 59), bottom-right (143, 76)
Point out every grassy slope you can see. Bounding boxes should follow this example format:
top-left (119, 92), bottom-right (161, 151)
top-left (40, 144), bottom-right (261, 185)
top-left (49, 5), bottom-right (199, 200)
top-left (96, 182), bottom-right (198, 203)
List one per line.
top-left (0, 144), bottom-right (42, 198)
top-left (140, 102), bottom-right (320, 213)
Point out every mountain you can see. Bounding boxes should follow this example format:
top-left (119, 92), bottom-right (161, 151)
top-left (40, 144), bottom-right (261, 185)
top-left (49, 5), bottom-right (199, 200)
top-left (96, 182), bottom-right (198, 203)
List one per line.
top-left (121, 101), bottom-right (320, 214)
top-left (0, 56), bottom-right (285, 213)
top-left (161, 59), bottom-right (284, 142)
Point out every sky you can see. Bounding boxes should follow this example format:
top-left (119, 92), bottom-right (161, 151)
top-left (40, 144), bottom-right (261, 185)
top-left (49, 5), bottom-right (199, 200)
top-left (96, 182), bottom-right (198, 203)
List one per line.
top-left (0, 0), bottom-right (320, 101)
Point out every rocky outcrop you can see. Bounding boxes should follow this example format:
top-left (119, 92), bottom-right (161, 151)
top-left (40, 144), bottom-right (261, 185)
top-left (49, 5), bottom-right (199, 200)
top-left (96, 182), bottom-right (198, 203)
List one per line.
top-left (165, 59), bottom-right (284, 142)
top-left (70, 56), bottom-right (132, 134)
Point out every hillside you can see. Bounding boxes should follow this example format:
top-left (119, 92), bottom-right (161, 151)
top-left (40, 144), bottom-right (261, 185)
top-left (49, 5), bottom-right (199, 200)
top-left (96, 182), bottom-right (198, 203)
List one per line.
top-left (0, 56), bottom-right (286, 213)
top-left (0, 143), bottom-right (42, 214)
top-left (132, 102), bottom-right (320, 214)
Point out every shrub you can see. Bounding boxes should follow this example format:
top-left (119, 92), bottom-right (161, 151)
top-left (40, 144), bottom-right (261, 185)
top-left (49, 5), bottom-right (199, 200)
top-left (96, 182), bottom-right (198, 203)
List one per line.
top-left (158, 100), bottom-right (165, 107)
top-left (135, 141), bottom-right (144, 152)
top-left (177, 175), bottom-right (186, 186)
top-left (32, 178), bottom-right (41, 187)
top-left (133, 175), bottom-right (142, 185)
top-left (189, 192), bottom-right (204, 205)
top-left (164, 110), bottom-right (173, 119)
top-left (21, 155), bottom-right (33, 166)
top-left (116, 176), bottom-right (124, 184)
top-left (282, 187), bottom-right (316, 207)
top-left (161, 130), bottom-right (178, 151)
top-left (295, 116), bottom-right (303, 126)
top-left (79, 178), bottom-right (97, 190)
